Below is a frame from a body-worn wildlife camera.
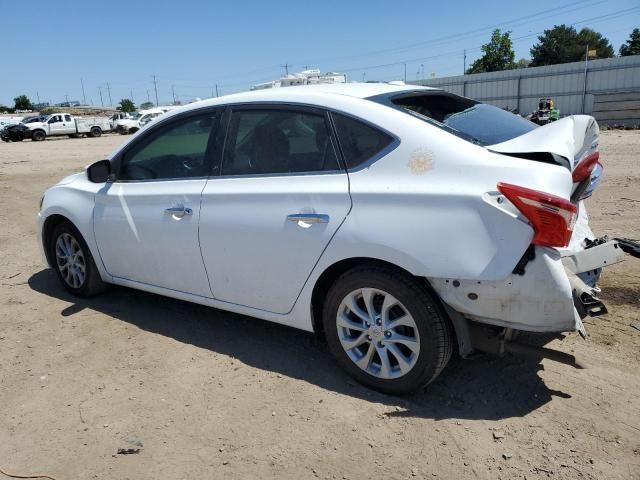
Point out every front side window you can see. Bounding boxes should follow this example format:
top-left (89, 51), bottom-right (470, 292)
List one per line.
top-left (64, 115), bottom-right (72, 122)
top-left (117, 111), bottom-right (219, 181)
top-left (331, 113), bottom-right (394, 169)
top-left (49, 115), bottom-right (61, 124)
top-left (221, 109), bottom-right (340, 175)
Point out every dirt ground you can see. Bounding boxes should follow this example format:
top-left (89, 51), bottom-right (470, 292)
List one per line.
top-left (0, 132), bottom-right (639, 480)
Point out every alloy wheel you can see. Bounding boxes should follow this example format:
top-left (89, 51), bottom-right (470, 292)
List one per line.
top-left (55, 233), bottom-right (86, 288)
top-left (336, 288), bottom-right (421, 379)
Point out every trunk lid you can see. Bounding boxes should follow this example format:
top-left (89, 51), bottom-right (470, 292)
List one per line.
top-left (488, 115), bottom-right (599, 175)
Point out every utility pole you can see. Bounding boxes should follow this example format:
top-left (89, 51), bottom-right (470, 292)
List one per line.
top-left (280, 64), bottom-right (290, 75)
top-left (65, 94), bottom-right (69, 106)
top-left (147, 90), bottom-right (151, 103)
top-left (152, 74), bottom-right (159, 106)
top-left (463, 50), bottom-right (467, 74)
top-left (362, 72), bottom-right (366, 82)
top-left (171, 85), bottom-right (176, 104)
top-left (80, 77), bottom-right (86, 105)
top-left (130, 89), bottom-right (134, 102)
top-left (582, 44), bottom-right (589, 114)
top-left (421, 63), bottom-right (424, 80)
top-left (105, 82), bottom-right (112, 106)
top-left (36, 92), bottom-right (41, 105)
top-left (98, 86), bottom-right (104, 106)
top-left (215, 84), bottom-right (219, 97)
top-left (404, 63), bottom-right (407, 82)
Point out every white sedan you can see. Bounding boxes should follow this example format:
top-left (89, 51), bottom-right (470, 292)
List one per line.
top-left (37, 83), bottom-right (625, 394)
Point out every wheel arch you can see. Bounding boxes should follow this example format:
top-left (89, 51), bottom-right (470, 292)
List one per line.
top-left (311, 258), bottom-right (435, 330)
top-left (42, 214), bottom-right (74, 266)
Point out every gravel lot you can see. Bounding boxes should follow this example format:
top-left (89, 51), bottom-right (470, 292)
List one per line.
top-left (0, 132), bottom-right (639, 480)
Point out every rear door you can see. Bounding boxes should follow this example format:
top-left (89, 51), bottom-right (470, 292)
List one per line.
top-left (93, 109), bottom-right (221, 297)
top-left (199, 105), bottom-right (351, 314)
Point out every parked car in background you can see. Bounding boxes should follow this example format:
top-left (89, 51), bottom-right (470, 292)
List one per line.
top-left (1, 123), bottom-right (32, 142)
top-left (114, 106), bottom-right (177, 134)
top-left (26, 113), bottom-right (112, 141)
top-left (37, 83), bottom-right (632, 394)
top-left (109, 111), bottom-right (134, 130)
top-left (0, 115), bottom-right (45, 142)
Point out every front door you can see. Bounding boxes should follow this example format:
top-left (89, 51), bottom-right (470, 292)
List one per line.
top-left (199, 106), bottom-right (351, 314)
top-left (48, 115), bottom-right (74, 135)
top-left (94, 109), bottom-right (220, 297)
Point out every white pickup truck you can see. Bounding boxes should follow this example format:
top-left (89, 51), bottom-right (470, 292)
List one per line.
top-left (27, 113), bottom-right (112, 141)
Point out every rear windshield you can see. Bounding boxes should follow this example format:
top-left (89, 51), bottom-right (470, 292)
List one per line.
top-left (373, 92), bottom-right (537, 146)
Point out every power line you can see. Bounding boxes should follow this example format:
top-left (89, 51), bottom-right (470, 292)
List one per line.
top-left (289, 0), bottom-right (607, 67)
top-left (332, 5), bottom-right (640, 76)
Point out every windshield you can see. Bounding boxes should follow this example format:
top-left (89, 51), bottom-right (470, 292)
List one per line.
top-left (130, 113), bottom-right (142, 120)
top-left (379, 92), bottom-right (538, 146)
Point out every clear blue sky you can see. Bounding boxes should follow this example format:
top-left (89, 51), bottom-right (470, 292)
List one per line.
top-left (2, 0), bottom-right (638, 106)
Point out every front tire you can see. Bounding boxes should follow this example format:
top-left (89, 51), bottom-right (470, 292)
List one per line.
top-left (322, 264), bottom-right (453, 395)
top-left (48, 221), bottom-right (108, 297)
top-left (32, 130), bottom-right (46, 141)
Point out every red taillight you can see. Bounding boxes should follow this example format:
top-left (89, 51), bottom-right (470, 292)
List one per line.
top-left (572, 151), bottom-right (600, 183)
top-left (497, 182), bottom-right (577, 248)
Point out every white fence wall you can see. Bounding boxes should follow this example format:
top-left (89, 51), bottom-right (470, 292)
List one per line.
top-left (410, 55), bottom-right (640, 125)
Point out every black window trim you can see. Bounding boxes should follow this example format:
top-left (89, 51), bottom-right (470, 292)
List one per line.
top-left (214, 102), bottom-right (346, 179)
top-left (327, 109), bottom-right (400, 173)
top-left (108, 100), bottom-right (401, 182)
top-left (110, 106), bottom-right (223, 183)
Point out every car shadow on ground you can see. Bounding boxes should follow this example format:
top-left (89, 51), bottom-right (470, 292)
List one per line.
top-left (29, 269), bottom-right (571, 421)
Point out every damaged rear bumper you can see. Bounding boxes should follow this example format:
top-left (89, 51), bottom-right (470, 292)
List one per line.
top-left (429, 239), bottom-right (625, 335)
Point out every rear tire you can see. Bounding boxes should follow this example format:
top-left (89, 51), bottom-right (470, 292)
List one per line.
top-left (48, 221), bottom-right (108, 297)
top-left (90, 127), bottom-right (102, 138)
top-left (32, 130), bottom-right (46, 141)
top-left (322, 264), bottom-right (453, 395)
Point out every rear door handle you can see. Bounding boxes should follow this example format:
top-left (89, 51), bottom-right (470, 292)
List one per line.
top-left (286, 213), bottom-right (329, 224)
top-left (164, 206), bottom-right (193, 218)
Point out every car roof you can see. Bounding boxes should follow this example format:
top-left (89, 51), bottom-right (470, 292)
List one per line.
top-left (176, 82), bottom-right (440, 111)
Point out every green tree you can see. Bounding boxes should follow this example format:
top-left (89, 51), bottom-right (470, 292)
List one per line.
top-left (530, 25), bottom-right (614, 66)
top-left (466, 29), bottom-right (516, 74)
top-left (118, 98), bottom-right (136, 113)
top-left (515, 58), bottom-right (531, 69)
top-left (139, 101), bottom-right (154, 110)
top-left (578, 28), bottom-right (614, 58)
top-left (619, 28), bottom-right (640, 56)
top-left (13, 95), bottom-right (33, 110)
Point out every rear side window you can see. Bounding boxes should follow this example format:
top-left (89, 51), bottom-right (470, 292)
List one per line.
top-left (64, 115), bottom-right (72, 122)
top-left (331, 113), bottom-right (394, 169)
top-left (221, 109), bottom-right (340, 176)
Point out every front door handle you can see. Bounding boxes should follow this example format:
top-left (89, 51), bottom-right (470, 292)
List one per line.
top-left (164, 206), bottom-right (193, 218)
top-left (286, 213), bottom-right (329, 224)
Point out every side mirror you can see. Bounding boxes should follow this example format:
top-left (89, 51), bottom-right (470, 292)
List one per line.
top-left (87, 159), bottom-right (113, 183)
